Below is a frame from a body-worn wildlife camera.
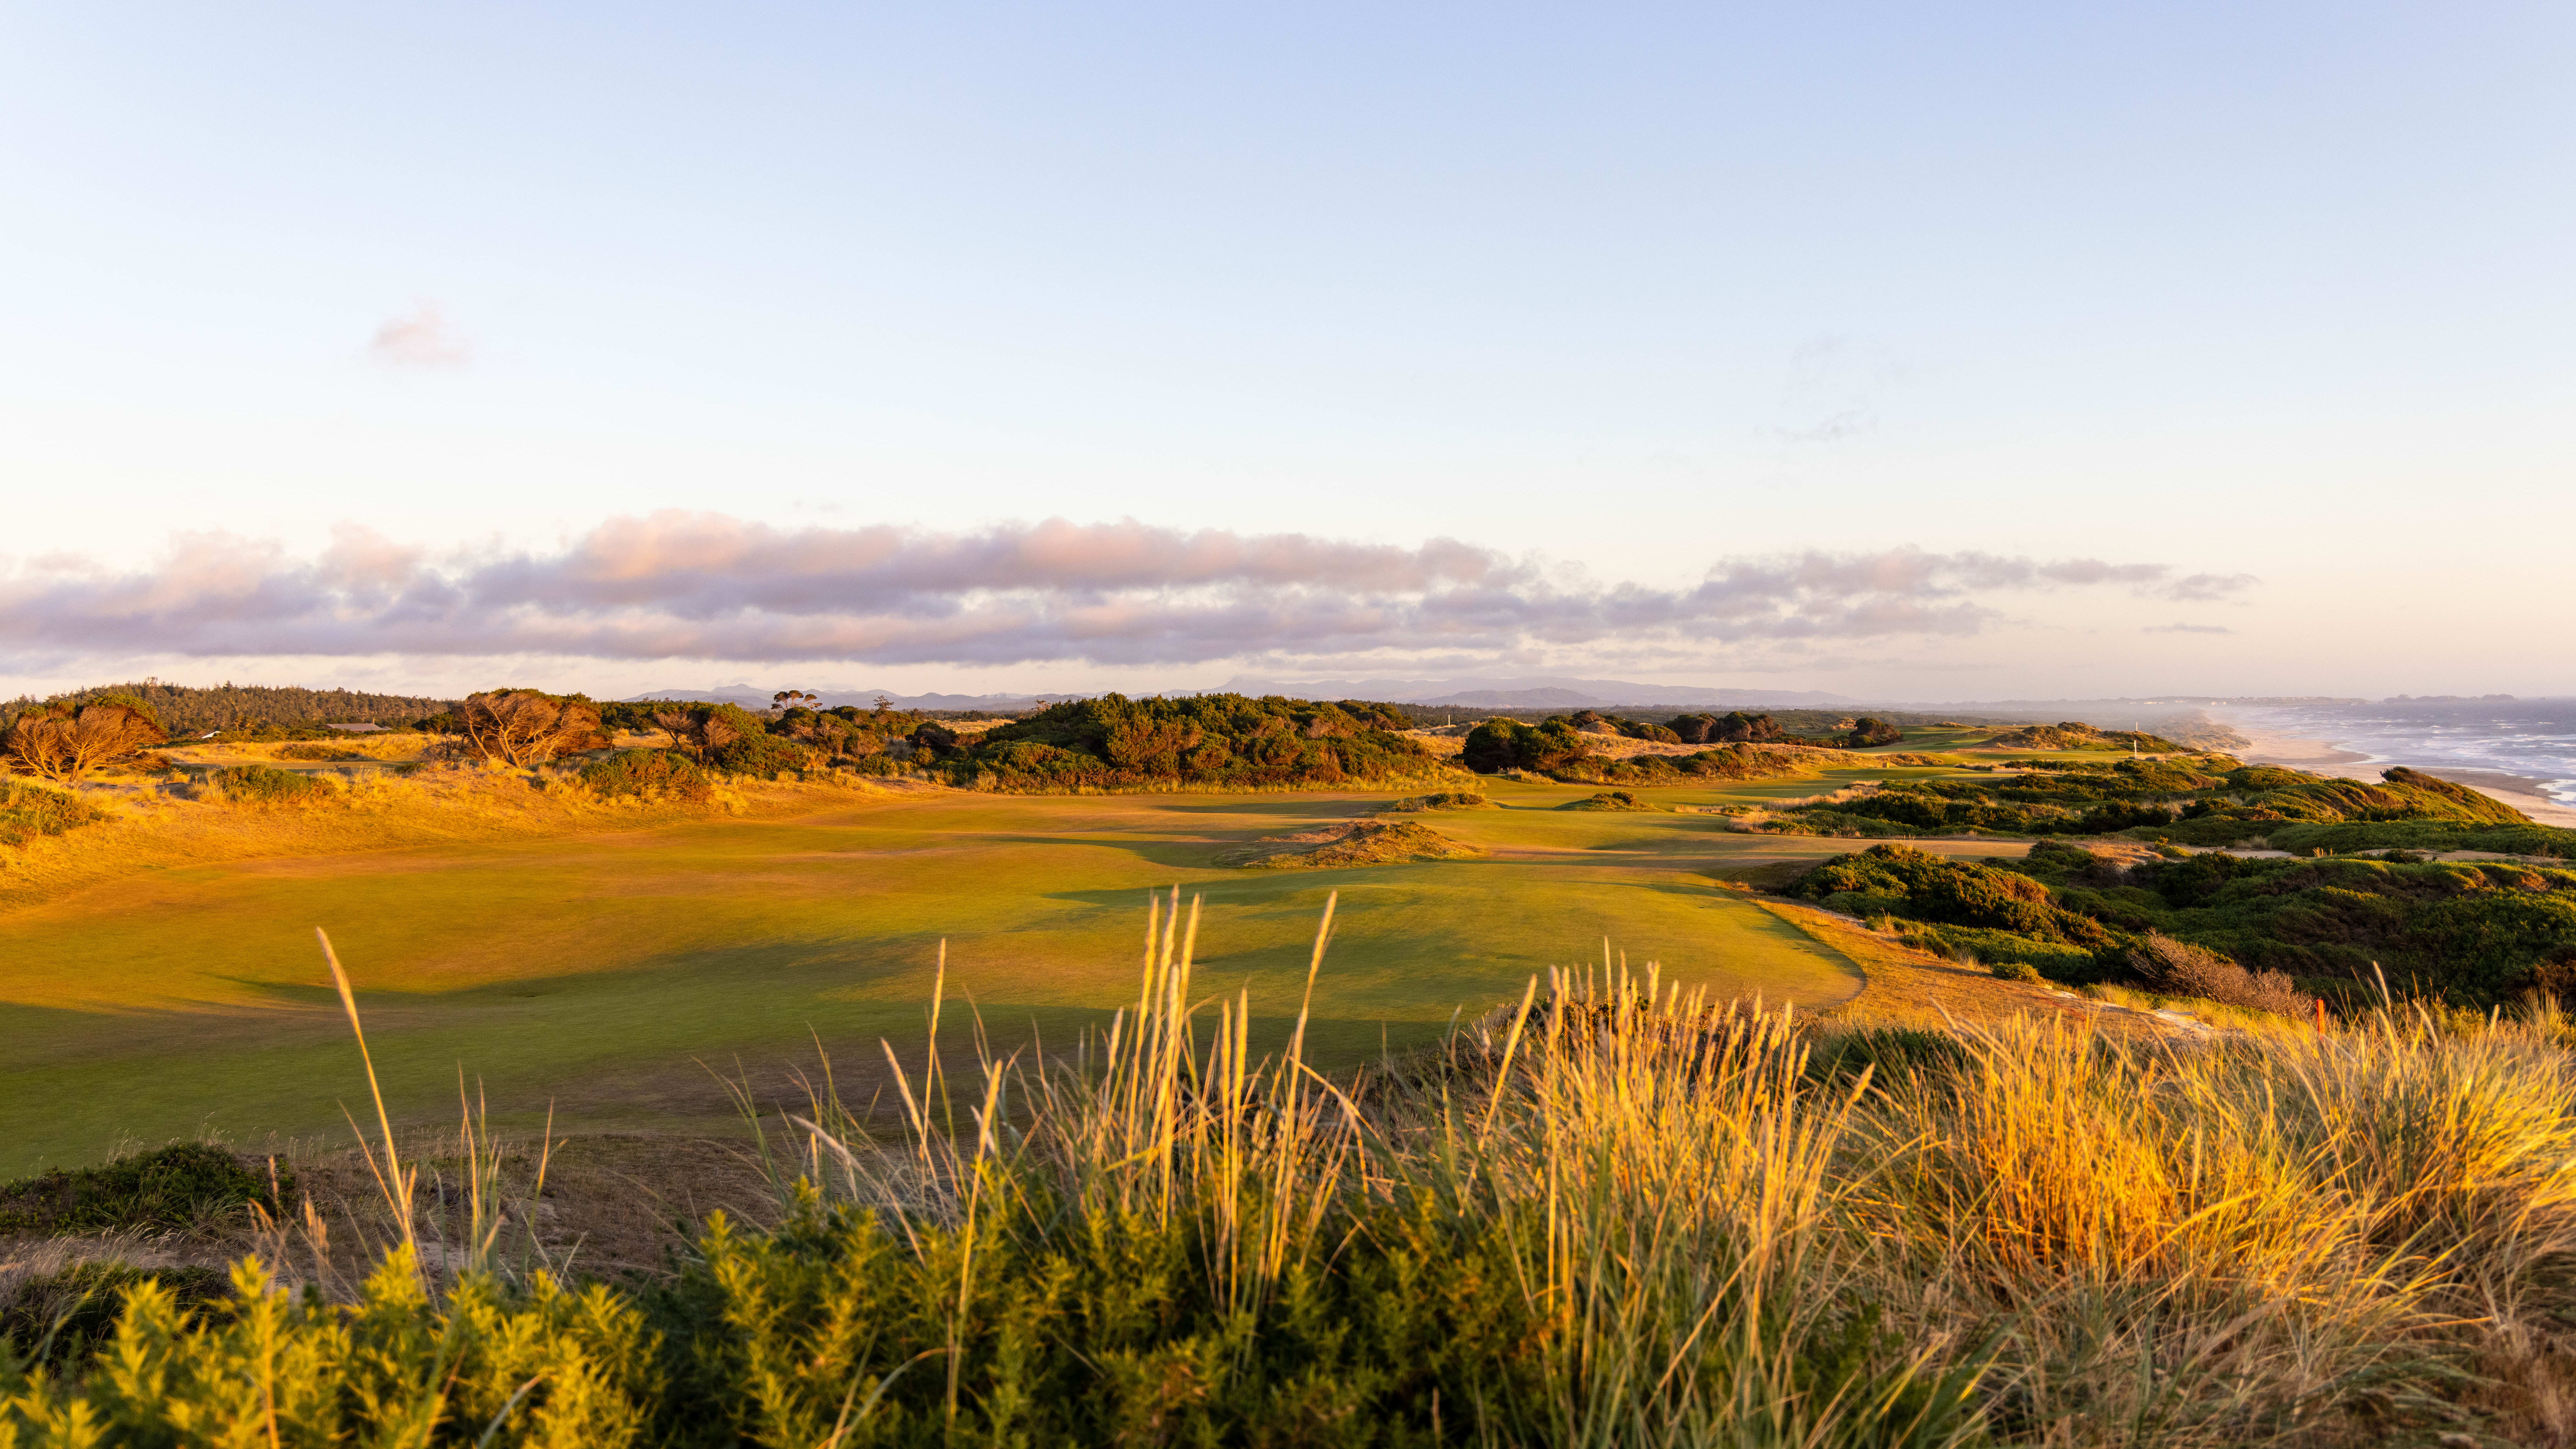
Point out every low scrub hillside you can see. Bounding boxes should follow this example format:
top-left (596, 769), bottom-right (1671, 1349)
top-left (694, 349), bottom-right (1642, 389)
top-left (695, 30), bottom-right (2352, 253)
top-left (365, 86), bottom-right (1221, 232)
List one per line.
top-left (941, 694), bottom-right (1457, 792)
top-left (1763, 758), bottom-right (2573, 853)
top-left (1461, 715), bottom-right (1826, 786)
top-left (1988, 720), bottom-right (2185, 752)
top-left (1792, 839), bottom-right (2576, 1003)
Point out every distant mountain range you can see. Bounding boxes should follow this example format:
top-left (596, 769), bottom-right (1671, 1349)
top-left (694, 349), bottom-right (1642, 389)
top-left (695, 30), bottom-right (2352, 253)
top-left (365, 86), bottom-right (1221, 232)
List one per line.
top-left (627, 675), bottom-right (1862, 714)
top-left (1221, 675), bottom-right (1861, 708)
top-left (625, 685), bottom-right (1085, 713)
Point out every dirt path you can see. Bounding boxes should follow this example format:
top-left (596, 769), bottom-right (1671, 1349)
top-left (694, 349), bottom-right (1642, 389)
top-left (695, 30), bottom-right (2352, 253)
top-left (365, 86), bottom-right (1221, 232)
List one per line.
top-left (1752, 897), bottom-right (2221, 1039)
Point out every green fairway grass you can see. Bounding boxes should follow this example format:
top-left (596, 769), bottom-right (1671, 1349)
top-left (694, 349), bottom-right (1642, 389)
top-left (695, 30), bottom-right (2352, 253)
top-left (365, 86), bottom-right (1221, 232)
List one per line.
top-left (0, 776), bottom-right (1903, 1174)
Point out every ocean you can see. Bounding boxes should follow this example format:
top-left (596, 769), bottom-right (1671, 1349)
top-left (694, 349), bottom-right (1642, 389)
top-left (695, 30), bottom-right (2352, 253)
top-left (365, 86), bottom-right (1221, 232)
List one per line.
top-left (2216, 698), bottom-right (2576, 810)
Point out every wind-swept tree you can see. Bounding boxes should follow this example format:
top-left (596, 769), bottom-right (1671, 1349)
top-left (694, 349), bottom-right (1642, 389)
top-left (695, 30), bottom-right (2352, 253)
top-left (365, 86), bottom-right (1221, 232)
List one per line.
top-left (1, 696), bottom-right (168, 782)
top-left (441, 691), bottom-right (608, 766)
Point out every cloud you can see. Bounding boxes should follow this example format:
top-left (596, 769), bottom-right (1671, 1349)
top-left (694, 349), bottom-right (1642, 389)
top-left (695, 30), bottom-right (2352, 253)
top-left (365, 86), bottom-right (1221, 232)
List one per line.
top-left (2143, 622), bottom-right (2236, 635)
top-left (2158, 572), bottom-right (2260, 602)
top-left (0, 515), bottom-right (2259, 670)
top-left (369, 302), bottom-right (472, 367)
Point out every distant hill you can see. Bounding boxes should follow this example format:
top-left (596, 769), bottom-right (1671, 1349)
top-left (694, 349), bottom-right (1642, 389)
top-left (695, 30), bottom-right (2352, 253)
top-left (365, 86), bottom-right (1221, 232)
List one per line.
top-left (9, 681), bottom-right (454, 733)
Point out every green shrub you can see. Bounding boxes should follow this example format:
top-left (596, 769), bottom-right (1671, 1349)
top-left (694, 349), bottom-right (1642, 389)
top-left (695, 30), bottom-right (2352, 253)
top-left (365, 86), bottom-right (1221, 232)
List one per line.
top-left (205, 764), bottom-right (336, 805)
top-left (953, 694), bottom-right (1452, 793)
top-left (578, 749), bottom-right (716, 802)
top-left (2265, 819), bottom-right (2576, 859)
top-left (0, 1253), bottom-right (659, 1442)
top-left (0, 779), bottom-right (110, 847)
top-left (708, 730), bottom-right (816, 777)
top-left (272, 742), bottom-right (364, 762)
top-left (1, 1262), bottom-right (232, 1369)
top-left (0, 1142), bottom-right (291, 1235)
top-left (1990, 959), bottom-right (2045, 983)
top-left (1380, 791), bottom-right (1491, 812)
top-left (1845, 717), bottom-right (1905, 748)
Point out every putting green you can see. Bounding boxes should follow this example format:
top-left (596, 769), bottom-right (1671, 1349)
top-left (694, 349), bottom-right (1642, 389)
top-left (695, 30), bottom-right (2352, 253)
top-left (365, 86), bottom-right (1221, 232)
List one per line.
top-left (3, 778), bottom-right (1871, 1173)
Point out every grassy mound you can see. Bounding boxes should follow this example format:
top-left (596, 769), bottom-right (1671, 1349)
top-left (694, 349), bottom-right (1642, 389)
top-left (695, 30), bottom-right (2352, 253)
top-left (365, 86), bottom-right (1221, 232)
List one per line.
top-left (1224, 818), bottom-right (1486, 869)
top-left (271, 743), bottom-right (369, 762)
top-left (0, 780), bottom-right (109, 848)
top-left (1989, 721), bottom-right (2185, 752)
top-left (1, 1262), bottom-right (232, 1369)
top-left (1378, 791), bottom-right (1492, 812)
top-left (203, 764), bottom-right (337, 805)
top-left (578, 747), bottom-right (717, 802)
top-left (1761, 759), bottom-right (2539, 845)
top-left (1561, 790), bottom-right (1657, 811)
top-left (0, 1143), bottom-right (290, 1235)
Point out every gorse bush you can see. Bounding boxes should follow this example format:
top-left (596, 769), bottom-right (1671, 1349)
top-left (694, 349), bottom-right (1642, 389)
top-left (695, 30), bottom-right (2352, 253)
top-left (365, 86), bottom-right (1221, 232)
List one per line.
top-left (577, 749), bottom-right (718, 802)
top-left (1761, 758), bottom-right (2555, 849)
top-left (706, 729), bottom-right (815, 778)
top-left (19, 908), bottom-right (2576, 1442)
top-left (0, 779), bottom-right (110, 847)
top-left (1843, 717), bottom-right (1905, 748)
top-left (205, 763), bottom-right (337, 805)
top-left (949, 694), bottom-right (1449, 792)
top-left (0, 1142), bottom-right (291, 1235)
top-left (1379, 791), bottom-right (1491, 812)
top-left (1461, 715), bottom-right (1823, 786)
top-left (0, 1262), bottom-right (234, 1370)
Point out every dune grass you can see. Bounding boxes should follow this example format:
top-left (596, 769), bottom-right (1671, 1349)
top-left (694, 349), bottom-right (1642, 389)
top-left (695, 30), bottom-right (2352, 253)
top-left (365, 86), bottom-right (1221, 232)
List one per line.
top-left (12, 900), bottom-right (2576, 1444)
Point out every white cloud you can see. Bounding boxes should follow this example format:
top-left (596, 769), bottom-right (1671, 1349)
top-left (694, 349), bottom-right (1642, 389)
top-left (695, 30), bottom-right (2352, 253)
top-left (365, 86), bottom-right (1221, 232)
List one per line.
top-left (0, 514), bottom-right (2258, 671)
top-left (368, 301), bottom-right (472, 368)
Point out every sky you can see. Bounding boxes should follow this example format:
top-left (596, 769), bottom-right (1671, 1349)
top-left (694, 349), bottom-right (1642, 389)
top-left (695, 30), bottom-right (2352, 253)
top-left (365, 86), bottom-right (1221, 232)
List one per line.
top-left (3, 2), bottom-right (2570, 703)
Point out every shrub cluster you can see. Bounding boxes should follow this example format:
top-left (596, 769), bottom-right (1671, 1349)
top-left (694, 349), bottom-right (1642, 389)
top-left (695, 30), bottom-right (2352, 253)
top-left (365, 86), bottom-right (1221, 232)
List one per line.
top-left (204, 764), bottom-right (337, 805)
top-left (577, 749), bottom-right (717, 802)
top-left (0, 779), bottom-right (111, 847)
top-left (1842, 716), bottom-right (1904, 748)
top-left (1665, 711), bottom-right (1804, 745)
top-left (1760, 757), bottom-right (2568, 852)
top-left (2128, 931), bottom-right (2312, 1016)
top-left (1459, 715), bottom-right (1822, 786)
top-left (945, 694), bottom-right (1447, 792)
top-left (0, 1143), bottom-right (291, 1236)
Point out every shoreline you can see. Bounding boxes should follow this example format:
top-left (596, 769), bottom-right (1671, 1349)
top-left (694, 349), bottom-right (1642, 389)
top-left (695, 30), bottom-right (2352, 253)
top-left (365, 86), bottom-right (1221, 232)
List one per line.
top-left (2225, 724), bottom-right (2576, 829)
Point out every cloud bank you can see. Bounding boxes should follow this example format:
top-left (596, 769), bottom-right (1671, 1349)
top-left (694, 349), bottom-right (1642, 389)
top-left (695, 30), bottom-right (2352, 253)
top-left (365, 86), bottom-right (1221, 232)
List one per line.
top-left (0, 514), bottom-right (2256, 670)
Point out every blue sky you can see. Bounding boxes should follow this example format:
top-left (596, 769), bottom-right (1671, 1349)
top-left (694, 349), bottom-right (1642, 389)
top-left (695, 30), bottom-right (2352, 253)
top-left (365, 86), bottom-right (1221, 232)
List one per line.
top-left (3, 3), bottom-right (2569, 700)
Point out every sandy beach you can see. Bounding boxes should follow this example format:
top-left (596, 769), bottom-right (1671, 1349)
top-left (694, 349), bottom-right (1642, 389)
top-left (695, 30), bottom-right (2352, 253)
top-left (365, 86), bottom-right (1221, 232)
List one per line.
top-left (2228, 724), bottom-right (2576, 829)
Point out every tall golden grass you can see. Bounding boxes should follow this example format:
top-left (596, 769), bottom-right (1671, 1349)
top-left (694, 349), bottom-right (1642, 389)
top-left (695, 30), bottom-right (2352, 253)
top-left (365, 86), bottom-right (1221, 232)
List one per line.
top-left (707, 893), bottom-right (2576, 1443)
